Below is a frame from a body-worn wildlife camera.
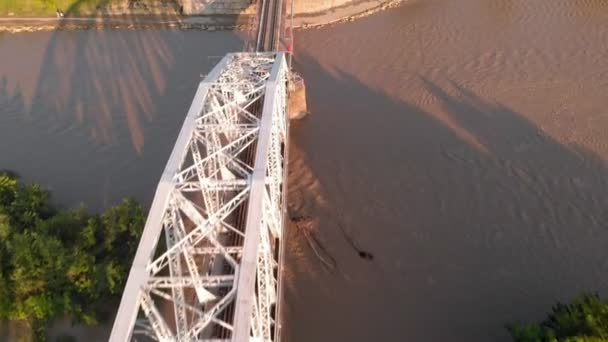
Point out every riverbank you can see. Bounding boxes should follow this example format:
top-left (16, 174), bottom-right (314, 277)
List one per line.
top-left (0, 0), bottom-right (402, 33)
top-left (292, 0), bottom-right (403, 28)
top-left (0, 0), bottom-right (182, 17)
top-left (0, 15), bottom-right (253, 33)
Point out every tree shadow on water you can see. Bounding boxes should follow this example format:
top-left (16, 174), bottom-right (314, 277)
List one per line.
top-left (33, 0), bottom-right (186, 153)
top-left (282, 54), bottom-right (608, 342)
top-left (0, 2), bottom-right (244, 211)
top-left (0, 76), bottom-right (25, 116)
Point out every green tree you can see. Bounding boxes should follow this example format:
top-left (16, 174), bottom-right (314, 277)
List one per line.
top-left (100, 198), bottom-right (144, 294)
top-left (8, 182), bottom-right (54, 230)
top-left (0, 173), bottom-right (18, 206)
top-left (8, 231), bottom-right (70, 321)
top-left (0, 172), bottom-right (145, 336)
top-left (508, 293), bottom-right (608, 342)
top-left (0, 207), bottom-right (13, 318)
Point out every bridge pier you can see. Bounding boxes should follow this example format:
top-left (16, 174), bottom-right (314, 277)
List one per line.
top-left (287, 73), bottom-right (308, 120)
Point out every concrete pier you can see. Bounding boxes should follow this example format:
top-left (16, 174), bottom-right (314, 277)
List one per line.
top-left (288, 73), bottom-right (308, 120)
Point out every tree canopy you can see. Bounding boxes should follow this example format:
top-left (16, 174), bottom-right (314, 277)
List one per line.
top-left (0, 172), bottom-right (144, 328)
top-left (507, 293), bottom-right (608, 342)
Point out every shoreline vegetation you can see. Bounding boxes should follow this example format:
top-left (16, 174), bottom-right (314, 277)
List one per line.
top-left (507, 293), bottom-right (608, 341)
top-left (0, 171), bottom-right (144, 341)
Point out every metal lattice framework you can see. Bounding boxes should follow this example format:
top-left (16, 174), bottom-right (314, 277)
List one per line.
top-left (110, 52), bottom-right (288, 342)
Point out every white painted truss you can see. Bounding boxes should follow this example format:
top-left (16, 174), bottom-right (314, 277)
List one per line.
top-left (110, 52), bottom-right (288, 342)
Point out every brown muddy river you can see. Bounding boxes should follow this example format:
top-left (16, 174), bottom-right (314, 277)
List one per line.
top-left (1, 0), bottom-right (608, 341)
top-left (284, 0), bottom-right (608, 341)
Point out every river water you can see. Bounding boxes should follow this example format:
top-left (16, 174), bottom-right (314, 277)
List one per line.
top-left (1, 0), bottom-right (608, 341)
top-left (0, 29), bottom-right (243, 211)
top-left (284, 0), bottom-right (608, 341)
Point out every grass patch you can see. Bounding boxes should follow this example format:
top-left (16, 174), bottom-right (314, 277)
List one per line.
top-left (0, 0), bottom-right (167, 16)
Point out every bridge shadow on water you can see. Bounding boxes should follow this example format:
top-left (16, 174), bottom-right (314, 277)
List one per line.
top-left (283, 54), bottom-right (608, 341)
top-left (0, 3), bottom-right (244, 213)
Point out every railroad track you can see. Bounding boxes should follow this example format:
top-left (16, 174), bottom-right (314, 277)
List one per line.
top-left (212, 0), bottom-right (284, 333)
top-left (256, 0), bottom-right (283, 52)
top-left (213, 1), bottom-right (284, 336)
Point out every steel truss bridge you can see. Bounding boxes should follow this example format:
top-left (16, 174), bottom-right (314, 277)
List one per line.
top-left (109, 51), bottom-right (289, 341)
